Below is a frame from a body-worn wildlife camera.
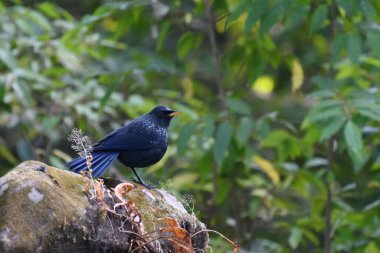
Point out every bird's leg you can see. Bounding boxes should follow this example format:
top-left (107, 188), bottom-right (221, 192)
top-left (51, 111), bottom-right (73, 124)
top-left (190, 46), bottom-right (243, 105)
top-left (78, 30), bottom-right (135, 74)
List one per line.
top-left (130, 167), bottom-right (155, 189)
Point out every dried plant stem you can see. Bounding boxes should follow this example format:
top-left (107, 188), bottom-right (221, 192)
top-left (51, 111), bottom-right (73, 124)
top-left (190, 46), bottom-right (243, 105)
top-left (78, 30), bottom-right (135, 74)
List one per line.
top-left (191, 229), bottom-right (240, 252)
top-left (86, 155), bottom-right (98, 199)
top-left (130, 235), bottom-right (192, 253)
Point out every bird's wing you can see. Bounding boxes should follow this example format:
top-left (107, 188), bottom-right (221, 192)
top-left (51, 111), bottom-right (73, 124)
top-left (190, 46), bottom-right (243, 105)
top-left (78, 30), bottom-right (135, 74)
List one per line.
top-left (92, 120), bottom-right (162, 151)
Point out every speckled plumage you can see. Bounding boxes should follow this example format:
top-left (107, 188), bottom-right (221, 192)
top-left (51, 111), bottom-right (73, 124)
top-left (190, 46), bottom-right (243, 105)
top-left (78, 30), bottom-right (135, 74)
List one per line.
top-left (65, 106), bottom-right (179, 188)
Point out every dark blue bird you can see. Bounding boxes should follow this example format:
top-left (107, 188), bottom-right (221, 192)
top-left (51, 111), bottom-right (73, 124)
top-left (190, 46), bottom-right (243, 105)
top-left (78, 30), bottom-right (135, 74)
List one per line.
top-left (65, 106), bottom-right (180, 188)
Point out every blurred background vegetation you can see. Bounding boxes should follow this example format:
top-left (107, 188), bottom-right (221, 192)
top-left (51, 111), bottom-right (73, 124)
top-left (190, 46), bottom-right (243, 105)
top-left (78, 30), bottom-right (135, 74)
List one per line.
top-left (1, 0), bottom-right (380, 252)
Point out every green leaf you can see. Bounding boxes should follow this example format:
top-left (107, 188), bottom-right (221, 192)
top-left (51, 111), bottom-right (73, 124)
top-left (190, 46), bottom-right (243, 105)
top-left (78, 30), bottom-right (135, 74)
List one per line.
top-left (213, 122), bottom-right (233, 167)
top-left (177, 32), bottom-right (202, 60)
top-left (171, 172), bottom-right (199, 190)
top-left (311, 100), bottom-right (342, 112)
top-left (320, 116), bottom-right (346, 141)
top-left (228, 0), bottom-right (251, 25)
top-left (0, 81), bottom-right (5, 103)
top-left (356, 108), bottom-right (380, 121)
top-left (336, 0), bottom-right (359, 16)
top-left (261, 130), bottom-right (301, 161)
top-left (260, 9), bottom-right (280, 34)
top-left (307, 89), bottom-right (336, 99)
top-left (13, 81), bottom-right (33, 107)
top-left (310, 4), bottom-right (328, 33)
top-left (283, 5), bottom-right (309, 32)
top-left (361, 0), bottom-right (376, 20)
top-left (348, 32), bottom-right (361, 64)
top-left (16, 138), bottom-right (33, 161)
top-left (226, 98), bottom-right (251, 115)
top-left (37, 2), bottom-right (61, 18)
top-left (303, 106), bottom-right (344, 128)
top-left (305, 157), bottom-right (328, 168)
top-left (28, 9), bottom-right (53, 33)
top-left (99, 77), bottom-right (124, 111)
top-left (248, 198), bottom-right (261, 219)
top-left (216, 178), bottom-right (232, 204)
top-left (177, 123), bottom-right (196, 155)
top-left (361, 56), bottom-right (380, 68)
top-left (352, 99), bottom-right (380, 108)
top-left (14, 15), bottom-right (35, 35)
top-left (57, 47), bottom-right (82, 71)
top-left (244, 0), bottom-right (268, 32)
top-left (348, 148), bottom-right (369, 173)
top-left (288, 227), bottom-right (302, 249)
top-left (344, 121), bottom-right (363, 153)
top-left (260, 0), bottom-right (289, 34)
top-left (0, 137), bottom-right (18, 165)
top-left (221, 145), bottom-right (237, 174)
top-left (302, 229), bottom-right (319, 246)
top-left (363, 199), bottom-right (380, 211)
top-left (202, 116), bottom-right (215, 141)
top-left (364, 242), bottom-right (379, 253)
top-left (311, 76), bottom-right (339, 90)
top-left (15, 68), bottom-right (51, 85)
top-left (332, 34), bottom-right (347, 62)
top-left (333, 197), bottom-right (354, 211)
top-left (354, 100), bottom-right (380, 121)
top-left (156, 21), bottom-right (171, 51)
top-left (236, 117), bottom-right (254, 148)
top-left (367, 32), bottom-right (380, 58)
top-left (261, 130), bottom-right (289, 147)
top-left (0, 48), bottom-right (18, 70)
top-left (42, 116), bottom-right (60, 134)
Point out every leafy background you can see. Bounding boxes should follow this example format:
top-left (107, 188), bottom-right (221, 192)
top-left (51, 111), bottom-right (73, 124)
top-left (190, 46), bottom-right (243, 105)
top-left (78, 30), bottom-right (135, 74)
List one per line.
top-left (1, 0), bottom-right (380, 252)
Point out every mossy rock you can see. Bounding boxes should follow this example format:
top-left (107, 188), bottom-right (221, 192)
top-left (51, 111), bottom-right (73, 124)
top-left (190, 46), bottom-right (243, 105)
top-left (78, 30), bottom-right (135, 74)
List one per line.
top-left (0, 161), bottom-right (208, 253)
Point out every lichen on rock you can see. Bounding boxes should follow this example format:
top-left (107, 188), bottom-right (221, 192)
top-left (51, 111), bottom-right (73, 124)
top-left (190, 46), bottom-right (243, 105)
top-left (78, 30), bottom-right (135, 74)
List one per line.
top-left (28, 187), bottom-right (44, 203)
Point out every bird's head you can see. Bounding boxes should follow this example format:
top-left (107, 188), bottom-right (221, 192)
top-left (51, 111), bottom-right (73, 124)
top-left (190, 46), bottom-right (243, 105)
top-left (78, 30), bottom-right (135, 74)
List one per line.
top-left (145, 105), bottom-right (181, 128)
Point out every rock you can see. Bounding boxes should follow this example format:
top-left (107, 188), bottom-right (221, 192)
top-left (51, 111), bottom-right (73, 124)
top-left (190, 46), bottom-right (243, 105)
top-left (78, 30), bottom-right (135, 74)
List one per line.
top-left (0, 161), bottom-right (209, 253)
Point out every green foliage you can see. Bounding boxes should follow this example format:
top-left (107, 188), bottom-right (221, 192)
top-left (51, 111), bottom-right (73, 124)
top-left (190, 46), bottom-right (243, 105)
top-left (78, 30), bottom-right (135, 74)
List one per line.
top-left (310, 4), bottom-right (328, 33)
top-left (213, 122), bottom-right (232, 167)
top-left (344, 121), bottom-right (363, 154)
top-left (1, 0), bottom-right (380, 252)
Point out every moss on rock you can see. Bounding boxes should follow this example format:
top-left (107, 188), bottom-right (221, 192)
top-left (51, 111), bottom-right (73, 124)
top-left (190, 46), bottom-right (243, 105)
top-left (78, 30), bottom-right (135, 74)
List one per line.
top-left (0, 161), bottom-right (90, 252)
top-left (0, 161), bottom-right (209, 253)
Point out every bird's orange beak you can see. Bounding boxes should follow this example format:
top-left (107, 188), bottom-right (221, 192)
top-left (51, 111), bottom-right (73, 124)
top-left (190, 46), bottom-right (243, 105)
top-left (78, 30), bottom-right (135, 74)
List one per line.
top-left (168, 111), bottom-right (181, 117)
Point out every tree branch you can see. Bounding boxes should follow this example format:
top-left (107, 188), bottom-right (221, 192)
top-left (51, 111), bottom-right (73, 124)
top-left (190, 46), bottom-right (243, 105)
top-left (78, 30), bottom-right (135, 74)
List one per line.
top-left (324, 2), bottom-right (336, 253)
top-left (204, 0), bottom-right (227, 112)
top-left (324, 139), bottom-right (333, 253)
top-left (204, 0), bottom-right (228, 220)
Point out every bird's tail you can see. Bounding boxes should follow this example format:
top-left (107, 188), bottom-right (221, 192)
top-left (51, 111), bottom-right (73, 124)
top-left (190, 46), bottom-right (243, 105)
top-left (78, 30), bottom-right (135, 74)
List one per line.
top-left (65, 151), bottom-right (119, 178)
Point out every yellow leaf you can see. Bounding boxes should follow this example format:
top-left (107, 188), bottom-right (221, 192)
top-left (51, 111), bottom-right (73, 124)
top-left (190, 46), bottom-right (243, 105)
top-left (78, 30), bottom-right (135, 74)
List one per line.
top-left (171, 172), bottom-right (199, 189)
top-left (251, 76), bottom-right (274, 98)
top-left (291, 59), bottom-right (304, 92)
top-left (253, 155), bottom-right (280, 185)
top-left (217, 11), bottom-right (248, 33)
top-left (184, 13), bottom-right (192, 24)
top-left (215, 15), bottom-right (228, 33)
top-left (102, 18), bottom-right (117, 32)
top-left (182, 77), bottom-right (193, 99)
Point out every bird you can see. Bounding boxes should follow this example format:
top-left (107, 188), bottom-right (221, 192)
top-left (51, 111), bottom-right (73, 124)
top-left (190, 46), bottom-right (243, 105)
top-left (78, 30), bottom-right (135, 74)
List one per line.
top-left (65, 105), bottom-right (181, 189)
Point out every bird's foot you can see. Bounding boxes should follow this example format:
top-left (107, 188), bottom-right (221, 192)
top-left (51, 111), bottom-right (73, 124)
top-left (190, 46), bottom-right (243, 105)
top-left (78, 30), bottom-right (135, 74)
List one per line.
top-left (131, 177), bottom-right (156, 190)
